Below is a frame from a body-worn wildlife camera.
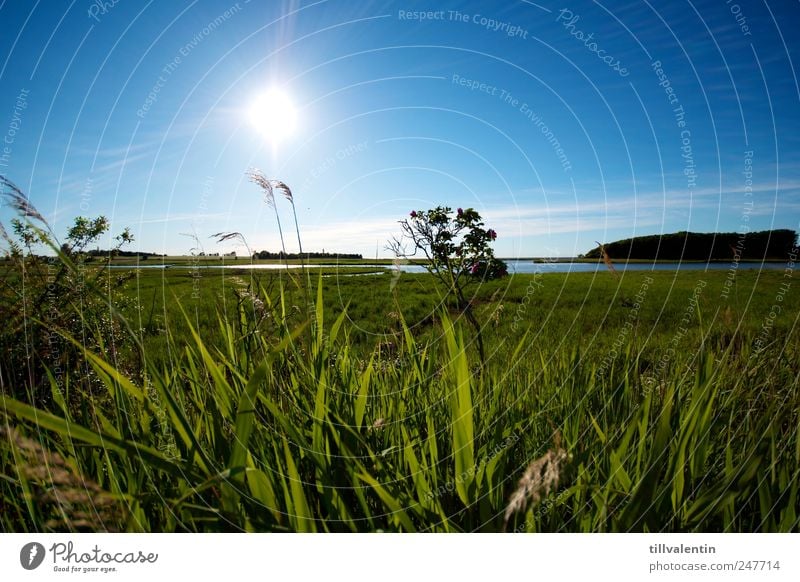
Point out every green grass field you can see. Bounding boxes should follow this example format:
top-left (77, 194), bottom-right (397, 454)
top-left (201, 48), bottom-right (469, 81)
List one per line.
top-left (2, 265), bottom-right (799, 532)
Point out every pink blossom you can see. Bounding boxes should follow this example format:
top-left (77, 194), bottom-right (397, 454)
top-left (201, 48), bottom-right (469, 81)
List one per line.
top-left (487, 229), bottom-right (497, 240)
top-left (410, 210), bottom-right (417, 218)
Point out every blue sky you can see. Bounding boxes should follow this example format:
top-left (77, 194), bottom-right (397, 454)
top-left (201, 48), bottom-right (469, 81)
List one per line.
top-left (1, 0), bottom-right (799, 257)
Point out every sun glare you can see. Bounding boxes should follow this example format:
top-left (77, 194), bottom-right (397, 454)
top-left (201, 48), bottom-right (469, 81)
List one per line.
top-left (248, 89), bottom-right (297, 143)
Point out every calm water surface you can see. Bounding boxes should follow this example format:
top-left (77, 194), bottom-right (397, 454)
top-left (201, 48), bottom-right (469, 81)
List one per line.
top-left (108, 261), bottom-right (785, 274)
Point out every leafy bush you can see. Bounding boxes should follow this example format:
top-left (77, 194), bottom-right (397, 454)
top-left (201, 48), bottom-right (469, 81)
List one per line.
top-left (0, 176), bottom-right (134, 407)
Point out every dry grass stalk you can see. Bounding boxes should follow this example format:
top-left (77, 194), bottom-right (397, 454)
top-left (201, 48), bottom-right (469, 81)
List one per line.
top-left (1, 425), bottom-right (122, 531)
top-left (246, 169), bottom-right (275, 205)
top-left (369, 418), bottom-right (387, 432)
top-left (0, 220), bottom-right (11, 245)
top-left (1, 175), bottom-right (46, 223)
top-left (504, 433), bottom-right (568, 527)
top-left (247, 168), bottom-right (288, 257)
top-left (235, 287), bottom-right (267, 319)
top-left (210, 231), bottom-right (252, 258)
top-left (271, 180), bottom-right (293, 203)
top-left (246, 170), bottom-right (309, 312)
top-left (492, 304), bottom-right (505, 327)
top-left (268, 179), bottom-right (308, 285)
top-left (722, 305), bottom-right (734, 327)
top-left (179, 231), bottom-right (204, 256)
top-left (595, 241), bottom-right (618, 276)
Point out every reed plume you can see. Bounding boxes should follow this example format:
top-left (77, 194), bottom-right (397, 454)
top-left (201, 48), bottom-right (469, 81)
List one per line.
top-left (2, 425), bottom-right (121, 531)
top-left (248, 169), bottom-right (287, 259)
top-left (272, 182), bottom-right (301, 250)
top-left (246, 170), bottom-right (309, 307)
top-left (179, 231), bottom-right (205, 256)
top-left (271, 180), bottom-right (309, 289)
top-left (210, 230), bottom-right (252, 258)
top-left (504, 432), bottom-right (568, 527)
top-left (1, 175), bottom-right (46, 224)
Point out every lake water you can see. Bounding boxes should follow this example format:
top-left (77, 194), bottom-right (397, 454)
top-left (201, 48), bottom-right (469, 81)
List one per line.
top-left (108, 261), bottom-right (786, 274)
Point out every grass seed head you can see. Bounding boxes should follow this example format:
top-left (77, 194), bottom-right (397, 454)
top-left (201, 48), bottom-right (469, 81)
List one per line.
top-left (1, 426), bottom-right (122, 531)
top-left (504, 433), bottom-right (568, 527)
top-left (1, 176), bottom-right (46, 223)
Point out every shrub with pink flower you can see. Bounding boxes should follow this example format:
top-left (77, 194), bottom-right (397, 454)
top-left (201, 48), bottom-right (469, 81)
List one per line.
top-left (389, 205), bottom-right (507, 363)
top-left (391, 206), bottom-right (508, 285)
top-left (466, 258), bottom-right (508, 279)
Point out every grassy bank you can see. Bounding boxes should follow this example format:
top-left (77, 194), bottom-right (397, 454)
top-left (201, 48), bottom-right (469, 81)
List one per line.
top-left (1, 267), bottom-right (798, 532)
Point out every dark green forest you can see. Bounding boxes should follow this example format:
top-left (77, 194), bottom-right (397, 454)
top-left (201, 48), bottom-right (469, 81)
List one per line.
top-left (585, 229), bottom-right (798, 261)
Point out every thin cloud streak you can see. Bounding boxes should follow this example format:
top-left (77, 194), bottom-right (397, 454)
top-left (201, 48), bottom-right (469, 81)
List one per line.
top-left (132, 212), bottom-right (228, 225)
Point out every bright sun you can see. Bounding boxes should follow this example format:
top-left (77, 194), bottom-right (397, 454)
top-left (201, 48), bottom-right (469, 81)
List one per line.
top-left (248, 89), bottom-right (297, 143)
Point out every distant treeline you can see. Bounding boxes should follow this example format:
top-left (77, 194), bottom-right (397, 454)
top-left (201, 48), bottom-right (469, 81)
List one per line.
top-left (585, 229), bottom-right (798, 261)
top-left (251, 250), bottom-right (363, 260)
top-left (86, 249), bottom-right (165, 258)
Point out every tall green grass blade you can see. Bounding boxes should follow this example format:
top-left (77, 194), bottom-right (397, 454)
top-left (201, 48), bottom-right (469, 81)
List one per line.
top-left (357, 472), bottom-right (416, 532)
top-left (3, 398), bottom-right (192, 479)
top-left (282, 438), bottom-right (315, 532)
top-left (354, 355), bottom-right (373, 431)
top-left (442, 314), bottom-right (475, 506)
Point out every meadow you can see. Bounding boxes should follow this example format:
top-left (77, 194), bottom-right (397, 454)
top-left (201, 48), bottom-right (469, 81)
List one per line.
top-left (1, 261), bottom-right (799, 532)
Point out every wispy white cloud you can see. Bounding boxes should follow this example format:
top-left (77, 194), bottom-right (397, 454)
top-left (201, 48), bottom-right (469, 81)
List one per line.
top-left (280, 179), bottom-right (800, 255)
top-left (131, 212), bottom-right (228, 225)
top-left (298, 216), bottom-right (401, 251)
top-left (88, 151), bottom-right (153, 176)
top-left (68, 139), bottom-right (162, 160)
